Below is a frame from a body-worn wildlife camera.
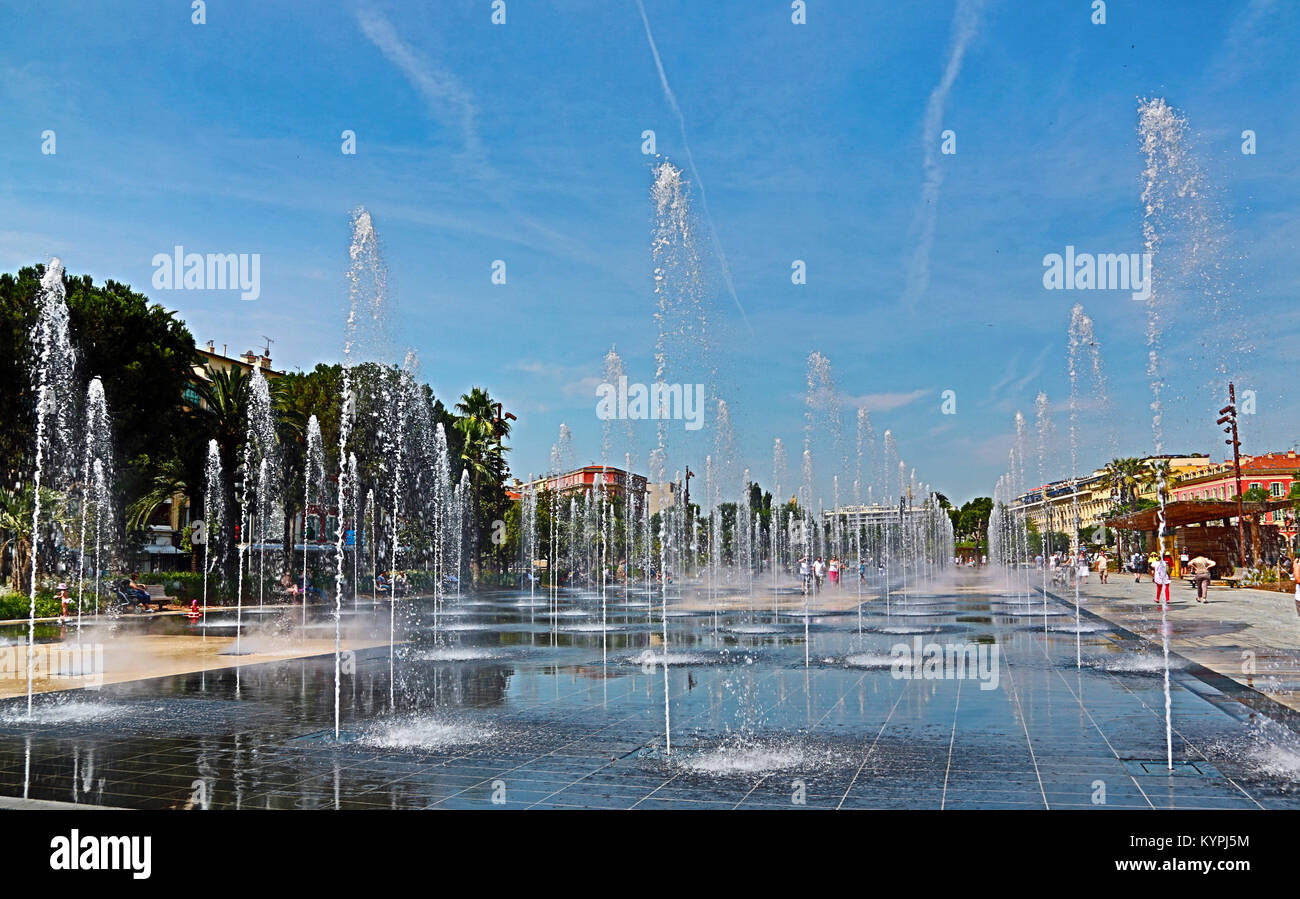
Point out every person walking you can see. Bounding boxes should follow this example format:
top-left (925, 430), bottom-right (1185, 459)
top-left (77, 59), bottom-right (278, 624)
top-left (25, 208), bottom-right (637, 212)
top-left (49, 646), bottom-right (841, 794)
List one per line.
top-left (1188, 554), bottom-right (1216, 603)
top-left (828, 557), bottom-right (839, 587)
top-left (813, 557), bottom-right (826, 593)
top-left (1095, 551), bottom-right (1108, 584)
top-left (1076, 550), bottom-right (1089, 586)
top-left (798, 555), bottom-right (810, 595)
top-left (1153, 554), bottom-right (1172, 607)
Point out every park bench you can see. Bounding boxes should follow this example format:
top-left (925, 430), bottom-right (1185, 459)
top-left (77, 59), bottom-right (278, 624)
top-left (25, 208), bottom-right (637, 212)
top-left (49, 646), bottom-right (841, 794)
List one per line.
top-left (111, 582), bottom-right (172, 613)
top-left (144, 584), bottom-right (177, 605)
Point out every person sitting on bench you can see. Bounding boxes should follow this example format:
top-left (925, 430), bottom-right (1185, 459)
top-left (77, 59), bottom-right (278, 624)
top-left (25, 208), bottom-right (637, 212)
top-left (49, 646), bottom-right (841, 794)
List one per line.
top-left (127, 573), bottom-right (162, 612)
top-left (297, 573), bottom-right (323, 602)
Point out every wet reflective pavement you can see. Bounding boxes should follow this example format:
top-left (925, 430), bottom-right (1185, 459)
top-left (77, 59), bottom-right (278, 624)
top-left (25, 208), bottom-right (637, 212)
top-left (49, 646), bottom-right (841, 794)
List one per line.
top-left (2, 573), bottom-right (1299, 809)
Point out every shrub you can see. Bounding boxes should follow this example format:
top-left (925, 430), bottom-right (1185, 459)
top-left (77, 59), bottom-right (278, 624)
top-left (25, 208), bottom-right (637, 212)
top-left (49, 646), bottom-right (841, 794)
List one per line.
top-left (0, 592), bottom-right (61, 621)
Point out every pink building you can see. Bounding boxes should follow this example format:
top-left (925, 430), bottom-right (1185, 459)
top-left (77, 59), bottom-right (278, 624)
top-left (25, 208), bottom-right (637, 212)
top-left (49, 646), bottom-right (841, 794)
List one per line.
top-left (1173, 450), bottom-right (1300, 540)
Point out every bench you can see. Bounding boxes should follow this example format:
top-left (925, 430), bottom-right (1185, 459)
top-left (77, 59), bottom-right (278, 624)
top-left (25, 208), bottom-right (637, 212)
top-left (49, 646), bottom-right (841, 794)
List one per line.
top-left (127, 584), bottom-right (175, 611)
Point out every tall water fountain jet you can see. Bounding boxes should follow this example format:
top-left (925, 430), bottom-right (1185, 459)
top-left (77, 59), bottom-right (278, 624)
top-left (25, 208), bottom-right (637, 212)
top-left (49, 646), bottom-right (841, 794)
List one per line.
top-left (89, 461), bottom-right (108, 618)
top-left (854, 407), bottom-right (874, 628)
top-left (1012, 411), bottom-right (1032, 600)
top-left (349, 454), bottom-right (361, 609)
top-left (802, 352), bottom-right (843, 524)
top-left (648, 159), bottom-right (715, 755)
top-left (547, 438), bottom-right (562, 639)
top-left (1034, 392), bottom-right (1054, 616)
top-left (521, 477), bottom-right (538, 605)
top-left (713, 397), bottom-right (739, 603)
top-left (386, 359), bottom-right (415, 706)
top-left (1138, 97), bottom-right (1200, 772)
top-left (455, 469), bottom-right (470, 599)
top-left (432, 427), bottom-right (451, 623)
top-left (334, 206), bottom-right (387, 738)
top-left (75, 377), bottom-right (114, 625)
top-left (1066, 303), bottom-right (1104, 667)
top-left (203, 440), bottom-right (225, 623)
top-left (882, 430), bottom-right (899, 604)
top-left (302, 416), bottom-right (325, 628)
top-left (772, 437), bottom-right (788, 609)
top-left (26, 259), bottom-right (76, 715)
top-left (235, 367), bottom-right (278, 657)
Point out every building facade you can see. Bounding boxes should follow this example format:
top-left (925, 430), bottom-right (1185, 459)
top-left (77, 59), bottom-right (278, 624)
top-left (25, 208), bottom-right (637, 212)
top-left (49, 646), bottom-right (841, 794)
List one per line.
top-left (511, 466), bottom-right (649, 503)
top-left (1172, 450), bottom-right (1300, 540)
top-left (1011, 454), bottom-right (1209, 548)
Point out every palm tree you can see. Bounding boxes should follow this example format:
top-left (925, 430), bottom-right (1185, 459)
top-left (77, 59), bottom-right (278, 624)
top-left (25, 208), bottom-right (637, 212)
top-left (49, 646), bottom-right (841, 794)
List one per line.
top-left (1102, 457), bottom-right (1147, 556)
top-left (0, 484), bottom-right (66, 593)
top-left (125, 456), bottom-right (190, 533)
top-left (183, 367), bottom-right (252, 572)
top-left (454, 388), bottom-right (512, 576)
top-left (1102, 457), bottom-right (1144, 510)
top-left (192, 367), bottom-right (251, 464)
top-left (1141, 459), bottom-right (1178, 505)
top-left (455, 387), bottom-right (509, 441)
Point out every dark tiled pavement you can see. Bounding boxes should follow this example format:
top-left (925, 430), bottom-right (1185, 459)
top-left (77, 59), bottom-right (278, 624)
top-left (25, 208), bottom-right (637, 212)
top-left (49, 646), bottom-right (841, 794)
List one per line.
top-left (1, 575), bottom-right (1299, 809)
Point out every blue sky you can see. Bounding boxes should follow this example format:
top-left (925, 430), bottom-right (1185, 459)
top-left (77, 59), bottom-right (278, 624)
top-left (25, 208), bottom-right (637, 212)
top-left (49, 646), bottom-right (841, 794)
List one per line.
top-left (3, 0), bottom-right (1297, 504)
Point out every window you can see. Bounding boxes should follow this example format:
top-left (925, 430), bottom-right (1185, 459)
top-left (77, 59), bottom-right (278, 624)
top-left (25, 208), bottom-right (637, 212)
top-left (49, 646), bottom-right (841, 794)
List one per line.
top-left (1271, 482), bottom-right (1283, 497)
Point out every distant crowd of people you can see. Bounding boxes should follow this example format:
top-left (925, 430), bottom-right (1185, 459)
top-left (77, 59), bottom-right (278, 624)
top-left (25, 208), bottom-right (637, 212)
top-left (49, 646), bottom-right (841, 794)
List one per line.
top-left (1036, 548), bottom-right (1236, 605)
top-left (795, 555), bottom-right (872, 595)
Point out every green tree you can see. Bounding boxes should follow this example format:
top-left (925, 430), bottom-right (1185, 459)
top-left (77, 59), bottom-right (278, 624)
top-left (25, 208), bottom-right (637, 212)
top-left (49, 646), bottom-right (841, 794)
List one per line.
top-left (0, 484), bottom-right (68, 593)
top-left (1103, 457), bottom-right (1145, 511)
top-left (955, 497), bottom-right (993, 561)
top-left (453, 387), bottom-right (512, 575)
top-left (1140, 459), bottom-right (1178, 504)
top-left (0, 265), bottom-right (198, 506)
top-left (1242, 485), bottom-right (1270, 503)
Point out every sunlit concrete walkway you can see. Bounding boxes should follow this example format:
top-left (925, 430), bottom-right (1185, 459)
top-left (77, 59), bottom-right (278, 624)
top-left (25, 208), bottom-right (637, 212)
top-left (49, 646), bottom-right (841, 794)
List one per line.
top-left (1047, 570), bottom-right (1300, 713)
top-left (0, 630), bottom-right (390, 700)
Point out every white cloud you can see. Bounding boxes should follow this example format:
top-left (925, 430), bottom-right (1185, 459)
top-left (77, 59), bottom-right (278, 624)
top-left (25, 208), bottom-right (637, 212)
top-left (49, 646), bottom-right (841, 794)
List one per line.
top-left (841, 389), bottom-right (930, 413)
top-left (355, 5), bottom-right (481, 159)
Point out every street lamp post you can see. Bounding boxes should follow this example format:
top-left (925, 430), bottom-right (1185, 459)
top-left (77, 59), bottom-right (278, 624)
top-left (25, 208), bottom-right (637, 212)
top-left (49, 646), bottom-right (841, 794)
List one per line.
top-left (1217, 383), bottom-right (1247, 568)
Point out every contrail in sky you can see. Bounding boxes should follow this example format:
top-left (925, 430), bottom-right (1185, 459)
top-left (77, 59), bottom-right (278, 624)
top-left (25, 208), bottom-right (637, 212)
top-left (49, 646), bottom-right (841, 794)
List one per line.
top-left (635, 0), bottom-right (751, 332)
top-left (904, 0), bottom-right (987, 307)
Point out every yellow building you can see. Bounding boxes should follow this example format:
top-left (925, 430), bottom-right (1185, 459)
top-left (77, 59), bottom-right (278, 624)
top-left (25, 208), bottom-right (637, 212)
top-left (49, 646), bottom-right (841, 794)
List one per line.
top-left (1012, 454), bottom-right (1209, 550)
top-left (185, 339), bottom-right (283, 409)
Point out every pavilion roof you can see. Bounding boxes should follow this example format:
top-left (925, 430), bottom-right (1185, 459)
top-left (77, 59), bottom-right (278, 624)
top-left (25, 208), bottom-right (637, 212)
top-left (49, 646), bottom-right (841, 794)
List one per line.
top-left (1105, 498), bottom-right (1292, 531)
